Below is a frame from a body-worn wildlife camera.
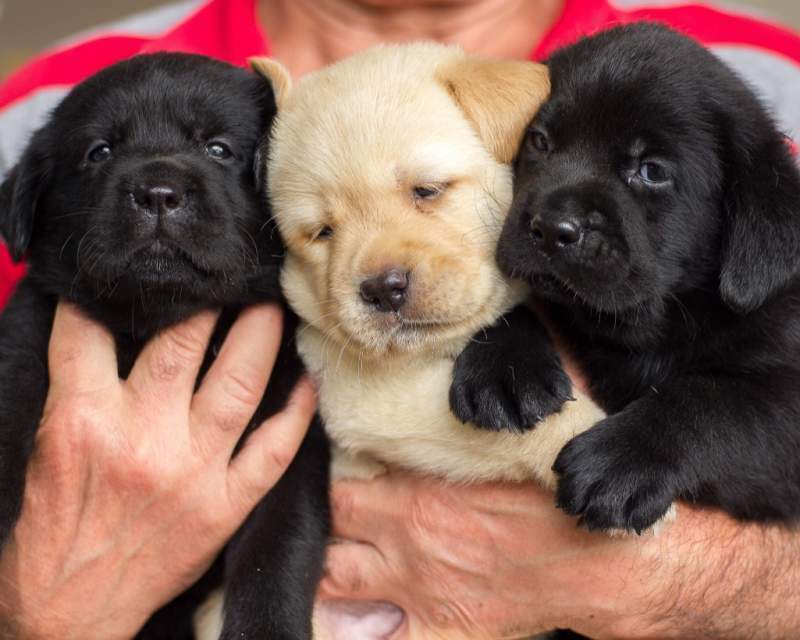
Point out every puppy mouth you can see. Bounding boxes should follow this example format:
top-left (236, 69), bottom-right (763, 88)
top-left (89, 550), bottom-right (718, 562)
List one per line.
top-left (343, 294), bottom-right (502, 355)
top-left (524, 268), bottom-right (602, 308)
top-left (528, 272), bottom-right (572, 295)
top-left (373, 312), bottom-right (454, 333)
top-left (129, 238), bottom-right (216, 280)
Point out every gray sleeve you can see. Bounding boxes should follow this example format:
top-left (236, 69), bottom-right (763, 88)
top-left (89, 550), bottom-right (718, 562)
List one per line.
top-left (0, 87), bottom-right (68, 177)
top-left (0, 0), bottom-right (207, 178)
top-left (710, 46), bottom-right (800, 140)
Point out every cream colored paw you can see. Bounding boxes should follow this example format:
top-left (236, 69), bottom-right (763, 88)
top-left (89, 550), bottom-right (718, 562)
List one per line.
top-left (331, 449), bottom-right (388, 481)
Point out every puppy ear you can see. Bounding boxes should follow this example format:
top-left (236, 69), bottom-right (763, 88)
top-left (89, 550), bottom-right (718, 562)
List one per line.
top-left (437, 57), bottom-right (549, 163)
top-left (252, 140), bottom-right (268, 193)
top-left (249, 57), bottom-right (293, 109)
top-left (0, 128), bottom-right (52, 262)
top-left (718, 131), bottom-right (800, 313)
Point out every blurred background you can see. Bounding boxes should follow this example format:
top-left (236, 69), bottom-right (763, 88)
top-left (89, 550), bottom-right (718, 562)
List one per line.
top-left (0, 0), bottom-right (798, 79)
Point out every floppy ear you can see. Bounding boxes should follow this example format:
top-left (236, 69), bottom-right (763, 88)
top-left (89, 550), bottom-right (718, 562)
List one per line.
top-left (0, 128), bottom-right (52, 262)
top-left (718, 128), bottom-right (800, 314)
top-left (248, 59), bottom-right (290, 193)
top-left (249, 57), bottom-right (293, 110)
top-left (436, 57), bottom-right (550, 164)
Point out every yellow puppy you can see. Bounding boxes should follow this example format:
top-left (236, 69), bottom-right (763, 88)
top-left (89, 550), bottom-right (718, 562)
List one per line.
top-left (259, 42), bottom-right (605, 489)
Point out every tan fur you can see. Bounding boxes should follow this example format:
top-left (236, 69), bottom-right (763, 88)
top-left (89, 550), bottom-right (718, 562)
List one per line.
top-left (198, 43), bottom-right (670, 638)
top-left (249, 56), bottom-right (293, 109)
top-left (301, 325), bottom-right (605, 486)
top-left (438, 57), bottom-right (550, 164)
top-left (266, 43), bottom-right (603, 485)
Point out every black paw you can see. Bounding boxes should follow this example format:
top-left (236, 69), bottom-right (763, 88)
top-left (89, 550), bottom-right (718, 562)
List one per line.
top-left (450, 342), bottom-right (572, 432)
top-left (553, 418), bottom-right (677, 533)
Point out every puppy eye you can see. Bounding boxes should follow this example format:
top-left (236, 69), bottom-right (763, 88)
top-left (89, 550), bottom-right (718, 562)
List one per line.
top-left (638, 161), bottom-right (670, 184)
top-left (313, 225), bottom-right (334, 241)
top-left (87, 142), bottom-right (112, 163)
top-left (412, 184), bottom-right (445, 202)
top-left (527, 129), bottom-right (550, 154)
top-left (205, 141), bottom-right (233, 161)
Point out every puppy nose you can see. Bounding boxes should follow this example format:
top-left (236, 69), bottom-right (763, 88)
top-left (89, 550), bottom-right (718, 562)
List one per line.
top-left (360, 269), bottom-right (409, 312)
top-left (530, 215), bottom-right (582, 250)
top-left (132, 184), bottom-right (186, 215)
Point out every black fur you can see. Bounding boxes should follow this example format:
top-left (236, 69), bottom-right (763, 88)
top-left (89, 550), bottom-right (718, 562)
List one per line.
top-left (454, 23), bottom-right (800, 534)
top-left (450, 305), bottom-right (572, 430)
top-left (0, 53), bottom-right (329, 638)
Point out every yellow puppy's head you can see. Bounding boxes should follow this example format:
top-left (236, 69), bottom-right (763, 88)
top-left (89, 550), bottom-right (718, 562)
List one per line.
top-left (254, 44), bottom-right (549, 359)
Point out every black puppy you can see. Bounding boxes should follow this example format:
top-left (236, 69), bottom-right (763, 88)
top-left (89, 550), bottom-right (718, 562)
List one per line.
top-left (453, 23), bottom-right (800, 533)
top-left (0, 54), bottom-right (328, 639)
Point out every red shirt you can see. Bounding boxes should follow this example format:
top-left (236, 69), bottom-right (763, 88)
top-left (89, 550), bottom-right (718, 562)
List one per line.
top-left (1, 0), bottom-right (799, 306)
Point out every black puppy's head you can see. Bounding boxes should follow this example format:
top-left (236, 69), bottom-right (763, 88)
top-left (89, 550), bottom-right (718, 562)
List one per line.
top-left (498, 23), bottom-right (800, 327)
top-left (0, 53), bottom-right (278, 323)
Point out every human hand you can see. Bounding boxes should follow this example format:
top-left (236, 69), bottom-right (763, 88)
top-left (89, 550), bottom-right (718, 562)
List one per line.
top-left (321, 471), bottom-right (800, 639)
top-left (0, 302), bottom-right (316, 640)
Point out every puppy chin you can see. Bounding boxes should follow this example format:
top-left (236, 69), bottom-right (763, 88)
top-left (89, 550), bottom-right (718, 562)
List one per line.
top-left (338, 316), bottom-right (454, 358)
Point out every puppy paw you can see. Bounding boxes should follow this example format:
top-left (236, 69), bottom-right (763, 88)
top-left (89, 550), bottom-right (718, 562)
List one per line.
top-left (553, 419), bottom-right (678, 533)
top-left (450, 353), bottom-right (572, 431)
top-left (331, 449), bottom-right (387, 481)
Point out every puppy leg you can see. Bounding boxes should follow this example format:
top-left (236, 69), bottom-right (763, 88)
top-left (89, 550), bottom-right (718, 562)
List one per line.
top-left (0, 285), bottom-right (52, 547)
top-left (450, 305), bottom-right (572, 431)
top-left (553, 372), bottom-right (800, 532)
top-left (138, 558), bottom-right (224, 640)
top-left (220, 419), bottom-right (330, 640)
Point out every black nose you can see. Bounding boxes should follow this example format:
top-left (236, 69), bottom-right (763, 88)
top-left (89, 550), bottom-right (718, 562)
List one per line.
top-left (530, 215), bottom-right (582, 250)
top-left (131, 184), bottom-right (186, 215)
top-left (360, 269), bottom-right (409, 312)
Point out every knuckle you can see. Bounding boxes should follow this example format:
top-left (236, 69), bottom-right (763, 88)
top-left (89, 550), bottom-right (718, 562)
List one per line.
top-left (428, 601), bottom-right (477, 632)
top-left (265, 438), bottom-right (295, 471)
top-left (150, 326), bottom-right (206, 381)
top-left (115, 444), bottom-right (179, 493)
top-left (210, 404), bottom-right (249, 434)
top-left (431, 603), bottom-right (458, 629)
top-left (42, 399), bottom-right (104, 450)
top-left (329, 557), bottom-right (366, 594)
top-left (148, 349), bottom-right (186, 383)
top-left (219, 365), bottom-right (265, 408)
top-left (120, 458), bottom-right (162, 491)
top-left (166, 322), bottom-right (208, 357)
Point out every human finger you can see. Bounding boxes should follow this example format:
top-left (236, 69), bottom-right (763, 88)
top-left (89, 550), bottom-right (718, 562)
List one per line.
top-left (126, 309), bottom-right (218, 406)
top-left (48, 302), bottom-right (118, 395)
top-left (225, 376), bottom-right (317, 515)
top-left (329, 474), bottom-right (408, 542)
top-left (191, 304), bottom-right (282, 454)
top-left (318, 540), bottom-right (391, 600)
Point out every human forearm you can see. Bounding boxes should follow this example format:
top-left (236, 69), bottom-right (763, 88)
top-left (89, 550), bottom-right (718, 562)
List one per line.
top-left (588, 507), bottom-right (800, 640)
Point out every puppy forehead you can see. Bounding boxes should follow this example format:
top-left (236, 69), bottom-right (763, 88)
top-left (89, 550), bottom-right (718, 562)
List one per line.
top-left (542, 27), bottom-right (719, 150)
top-left (270, 72), bottom-right (488, 213)
top-left (57, 57), bottom-right (264, 145)
top-left (540, 75), bottom-right (710, 159)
